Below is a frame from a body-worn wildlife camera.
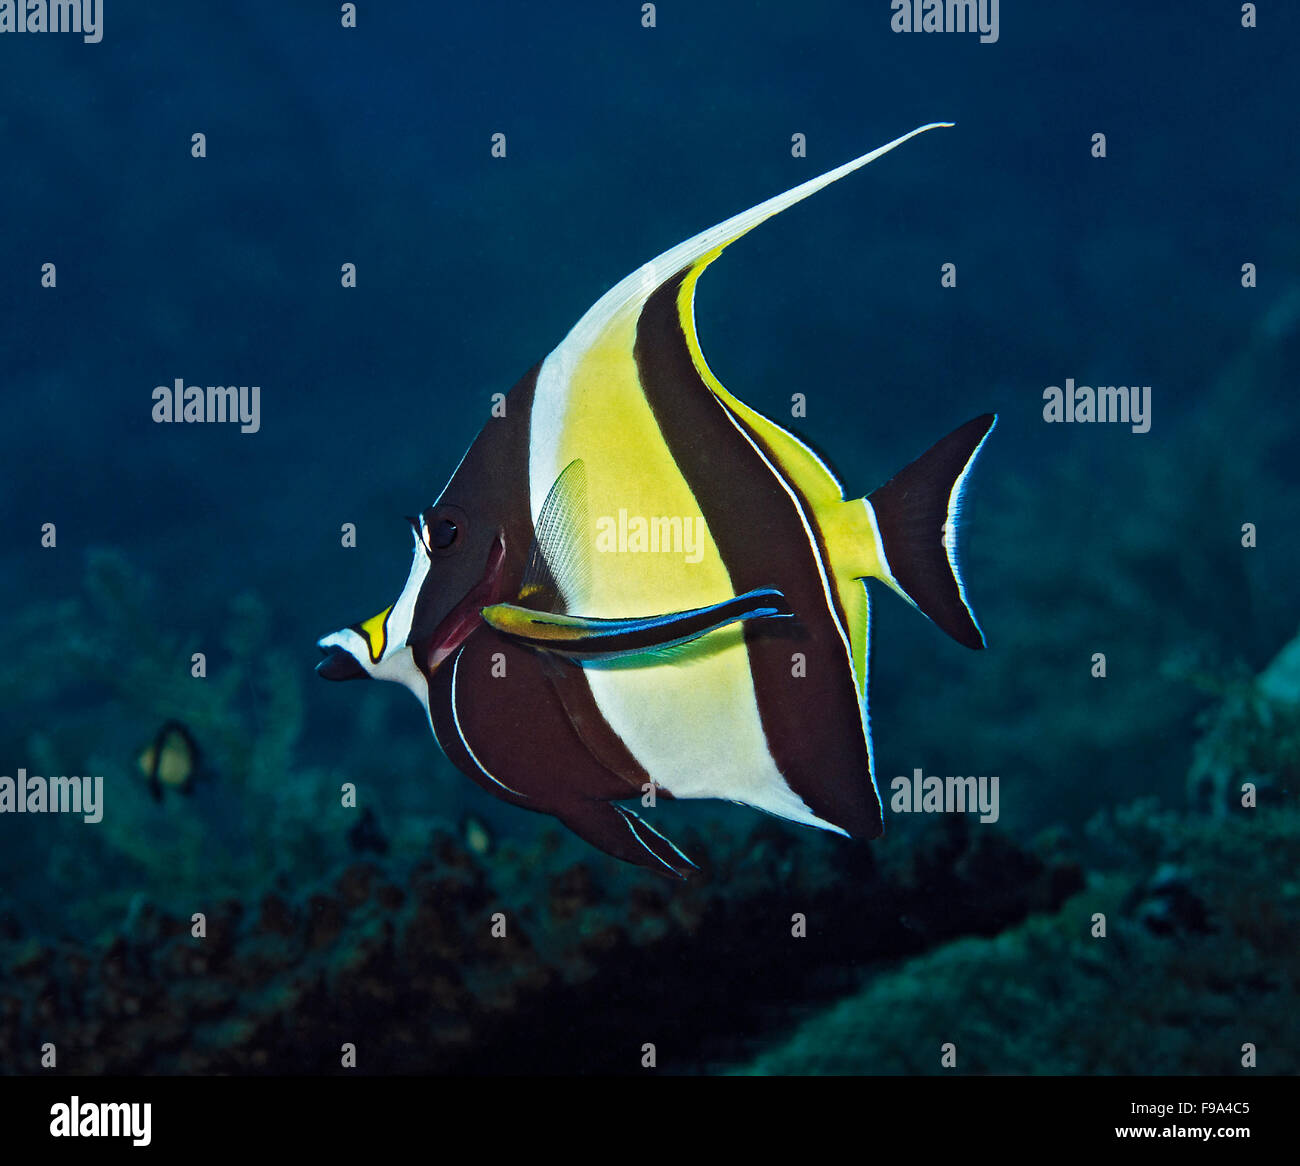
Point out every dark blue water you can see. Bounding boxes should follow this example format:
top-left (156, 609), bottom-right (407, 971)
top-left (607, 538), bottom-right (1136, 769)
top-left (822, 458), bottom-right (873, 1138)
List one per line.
top-left (1, 0), bottom-right (1296, 1076)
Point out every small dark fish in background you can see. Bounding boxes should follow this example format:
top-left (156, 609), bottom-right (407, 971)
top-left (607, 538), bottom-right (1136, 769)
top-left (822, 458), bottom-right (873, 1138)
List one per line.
top-left (136, 720), bottom-right (201, 803)
top-left (347, 806), bottom-right (390, 855)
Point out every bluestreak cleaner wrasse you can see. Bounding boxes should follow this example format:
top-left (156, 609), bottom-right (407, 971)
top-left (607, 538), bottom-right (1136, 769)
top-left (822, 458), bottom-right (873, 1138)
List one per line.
top-left (317, 123), bottom-right (996, 878)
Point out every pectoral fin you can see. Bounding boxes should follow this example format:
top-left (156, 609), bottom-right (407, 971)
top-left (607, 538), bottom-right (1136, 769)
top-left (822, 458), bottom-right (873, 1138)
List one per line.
top-left (482, 587), bottom-right (793, 661)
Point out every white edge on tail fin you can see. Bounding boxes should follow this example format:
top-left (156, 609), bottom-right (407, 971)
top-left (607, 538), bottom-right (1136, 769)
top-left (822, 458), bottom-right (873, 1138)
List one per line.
top-left (944, 414), bottom-right (997, 644)
top-left (860, 414), bottom-right (997, 638)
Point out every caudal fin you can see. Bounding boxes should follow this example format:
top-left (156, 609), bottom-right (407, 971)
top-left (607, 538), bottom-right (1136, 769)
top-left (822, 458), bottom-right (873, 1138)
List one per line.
top-left (864, 414), bottom-right (996, 650)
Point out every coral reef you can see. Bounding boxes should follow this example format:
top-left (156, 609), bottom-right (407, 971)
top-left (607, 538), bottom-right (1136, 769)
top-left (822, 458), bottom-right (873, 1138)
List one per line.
top-left (2, 559), bottom-right (1294, 1076)
top-left (739, 806), bottom-right (1299, 1075)
top-left (739, 632), bottom-right (1300, 1075)
top-left (1185, 626), bottom-right (1300, 816)
top-left (0, 813), bottom-right (1080, 1074)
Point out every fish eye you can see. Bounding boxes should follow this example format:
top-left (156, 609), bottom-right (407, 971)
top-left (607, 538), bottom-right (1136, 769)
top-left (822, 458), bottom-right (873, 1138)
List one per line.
top-left (432, 519), bottom-right (458, 549)
top-left (420, 504), bottom-right (468, 557)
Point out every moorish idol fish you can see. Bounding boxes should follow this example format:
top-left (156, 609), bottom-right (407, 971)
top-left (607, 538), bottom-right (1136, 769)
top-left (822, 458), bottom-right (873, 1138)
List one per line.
top-left (317, 123), bottom-right (996, 878)
top-left (137, 720), bottom-right (201, 803)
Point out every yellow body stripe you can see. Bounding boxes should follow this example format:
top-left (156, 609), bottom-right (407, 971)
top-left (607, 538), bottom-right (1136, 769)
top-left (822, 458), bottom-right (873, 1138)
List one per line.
top-left (540, 303), bottom-right (768, 764)
top-left (551, 309), bottom-right (733, 617)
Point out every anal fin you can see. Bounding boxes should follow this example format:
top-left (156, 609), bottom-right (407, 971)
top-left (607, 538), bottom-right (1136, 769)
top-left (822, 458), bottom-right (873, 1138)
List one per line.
top-left (555, 801), bottom-right (697, 879)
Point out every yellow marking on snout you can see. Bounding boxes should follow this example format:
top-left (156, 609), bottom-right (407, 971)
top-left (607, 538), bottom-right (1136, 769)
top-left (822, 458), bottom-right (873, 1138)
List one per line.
top-left (359, 606), bottom-right (393, 663)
